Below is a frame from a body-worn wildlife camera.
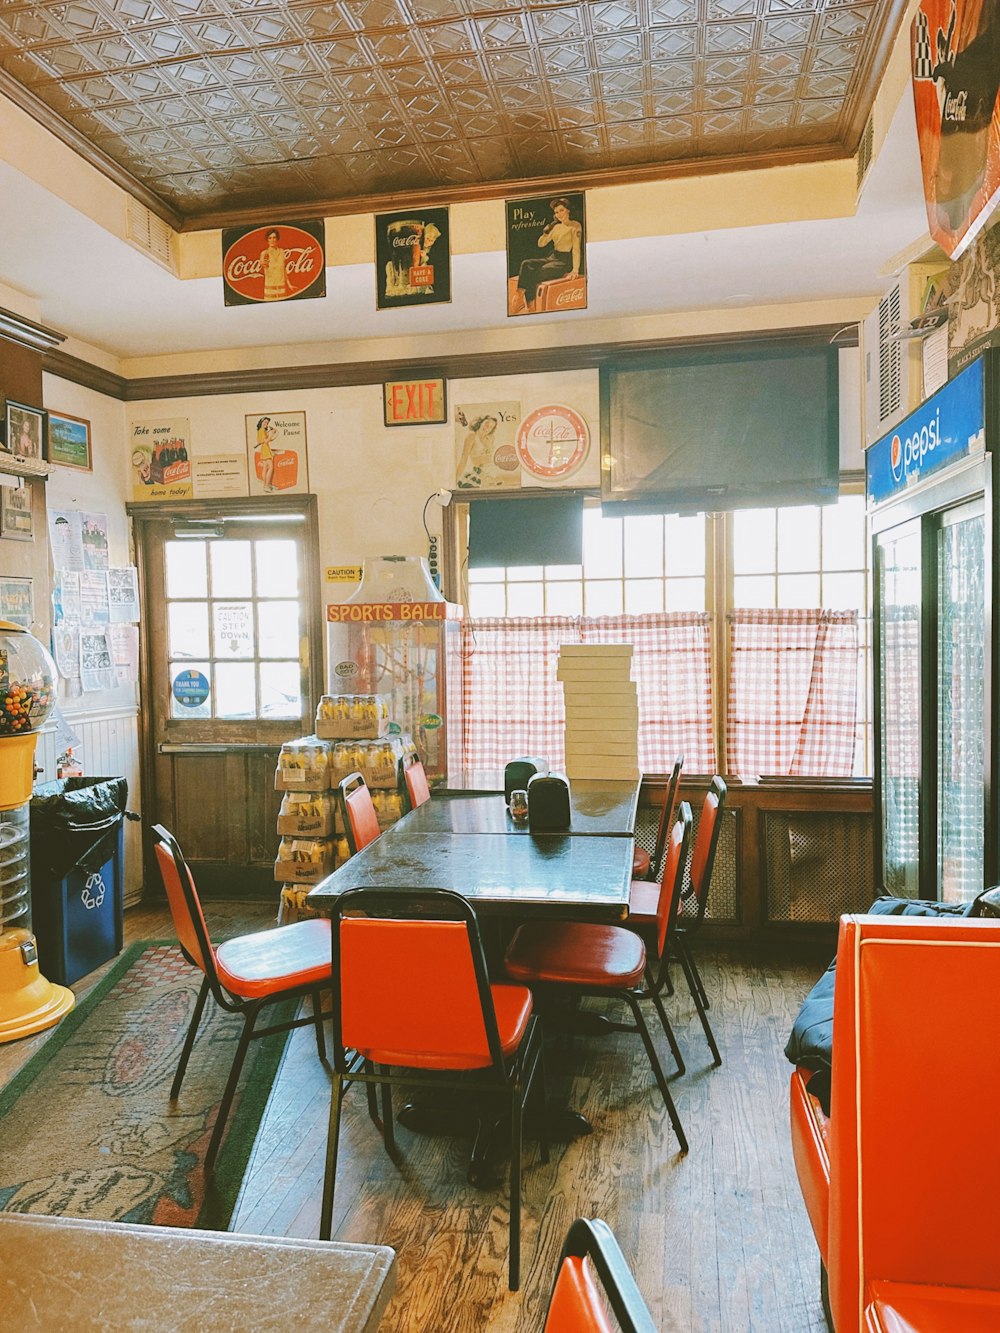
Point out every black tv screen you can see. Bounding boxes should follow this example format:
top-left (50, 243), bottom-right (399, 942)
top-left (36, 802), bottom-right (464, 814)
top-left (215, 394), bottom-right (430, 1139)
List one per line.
top-left (600, 341), bottom-right (840, 513)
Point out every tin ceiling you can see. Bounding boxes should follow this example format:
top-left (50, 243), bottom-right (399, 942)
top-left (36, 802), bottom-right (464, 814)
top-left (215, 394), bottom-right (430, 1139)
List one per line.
top-left (0, 0), bottom-right (907, 231)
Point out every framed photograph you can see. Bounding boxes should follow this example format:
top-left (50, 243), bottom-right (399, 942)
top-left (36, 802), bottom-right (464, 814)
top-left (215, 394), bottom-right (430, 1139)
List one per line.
top-left (245, 411), bottom-right (309, 496)
top-left (47, 411), bottom-right (92, 470)
top-left (505, 192), bottom-right (587, 317)
top-left (375, 207), bottom-right (451, 309)
top-left (4, 401), bottom-right (47, 462)
top-left (0, 481), bottom-right (33, 541)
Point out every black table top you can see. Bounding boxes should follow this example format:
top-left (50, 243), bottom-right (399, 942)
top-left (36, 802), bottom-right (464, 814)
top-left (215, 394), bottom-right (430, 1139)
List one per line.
top-left (309, 829), bottom-right (633, 920)
top-left (401, 781), bottom-right (640, 838)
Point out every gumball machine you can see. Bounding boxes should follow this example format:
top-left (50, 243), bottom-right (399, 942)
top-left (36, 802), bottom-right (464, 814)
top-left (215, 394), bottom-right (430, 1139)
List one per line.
top-left (0, 621), bottom-right (74, 1041)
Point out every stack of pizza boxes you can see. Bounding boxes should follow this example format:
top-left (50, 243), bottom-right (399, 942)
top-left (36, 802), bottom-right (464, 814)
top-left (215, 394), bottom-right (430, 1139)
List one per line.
top-left (559, 644), bottom-right (639, 781)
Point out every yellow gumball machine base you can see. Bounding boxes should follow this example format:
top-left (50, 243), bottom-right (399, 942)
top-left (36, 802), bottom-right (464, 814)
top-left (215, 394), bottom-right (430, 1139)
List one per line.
top-left (0, 928), bottom-right (74, 1042)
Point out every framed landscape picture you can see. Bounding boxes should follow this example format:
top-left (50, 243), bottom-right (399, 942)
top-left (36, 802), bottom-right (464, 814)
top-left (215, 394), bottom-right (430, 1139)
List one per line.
top-left (47, 411), bottom-right (92, 470)
top-left (4, 401), bottom-right (47, 462)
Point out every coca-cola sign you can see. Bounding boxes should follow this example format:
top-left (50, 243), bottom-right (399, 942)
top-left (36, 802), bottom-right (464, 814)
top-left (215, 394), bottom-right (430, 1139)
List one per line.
top-left (222, 221), bottom-right (326, 306)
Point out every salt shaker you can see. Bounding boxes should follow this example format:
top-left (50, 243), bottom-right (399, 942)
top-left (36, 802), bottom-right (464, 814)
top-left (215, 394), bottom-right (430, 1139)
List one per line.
top-left (509, 789), bottom-right (529, 823)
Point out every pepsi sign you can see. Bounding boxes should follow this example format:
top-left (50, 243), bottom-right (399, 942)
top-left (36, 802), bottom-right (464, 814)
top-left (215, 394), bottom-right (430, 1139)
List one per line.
top-left (867, 356), bottom-right (986, 505)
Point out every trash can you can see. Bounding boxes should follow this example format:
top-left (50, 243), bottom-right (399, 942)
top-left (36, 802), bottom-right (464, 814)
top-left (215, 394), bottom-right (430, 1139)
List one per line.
top-left (29, 777), bottom-right (128, 986)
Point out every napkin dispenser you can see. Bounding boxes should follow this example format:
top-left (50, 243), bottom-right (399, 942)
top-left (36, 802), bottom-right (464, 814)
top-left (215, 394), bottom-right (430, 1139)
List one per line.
top-left (527, 772), bottom-right (571, 830)
top-left (504, 756), bottom-right (547, 803)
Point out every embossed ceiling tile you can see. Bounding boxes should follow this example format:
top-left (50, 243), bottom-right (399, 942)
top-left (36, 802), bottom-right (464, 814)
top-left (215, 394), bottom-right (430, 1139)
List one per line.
top-left (312, 102), bottom-right (355, 131)
top-left (377, 145), bottom-right (431, 175)
top-left (746, 99), bottom-right (794, 129)
top-left (90, 101), bottom-right (156, 132)
top-left (801, 67), bottom-right (850, 97)
top-left (215, 52), bottom-right (268, 83)
top-left (375, 61), bottom-right (437, 95)
top-left (483, 47), bottom-right (536, 81)
top-left (419, 19), bottom-right (475, 54)
top-left (163, 59), bottom-right (226, 93)
top-left (594, 32), bottom-right (643, 65)
top-left (765, 0), bottom-right (817, 12)
top-left (407, 0), bottom-right (467, 19)
top-left (312, 38), bottom-right (373, 70)
top-left (651, 112), bottom-right (696, 141)
top-left (601, 95), bottom-right (645, 122)
top-left (398, 90), bottom-right (446, 117)
top-left (364, 27), bottom-right (429, 60)
top-left (753, 76), bottom-right (797, 102)
top-left (701, 81), bottom-right (742, 108)
top-left (605, 119), bottom-right (650, 150)
top-left (186, 87), bottom-right (246, 118)
top-left (810, 39), bottom-right (858, 71)
top-left (649, 25), bottom-right (696, 59)
top-left (467, 134), bottom-right (515, 174)
top-left (324, 127), bottom-right (375, 153)
top-left (561, 127), bottom-right (605, 155)
top-left (64, 108), bottom-right (111, 138)
top-left (104, 0), bottom-right (172, 25)
top-left (816, 5), bottom-right (871, 43)
top-left (256, 43), bottom-right (324, 77)
top-left (179, 17), bottom-right (254, 49)
top-left (422, 137), bottom-right (475, 168)
top-left (284, 74), bottom-right (345, 104)
top-left (167, 118), bottom-right (220, 147)
top-left (3, 44), bottom-right (103, 83)
top-left (211, 114), bottom-right (268, 144)
top-left (651, 86), bottom-right (695, 114)
top-left (329, 67), bottom-right (390, 97)
top-left (473, 12), bottom-right (527, 49)
top-left (511, 131), bottom-right (565, 171)
top-left (465, 0), bottom-right (520, 12)
top-left (761, 14), bottom-right (813, 47)
top-left (447, 83), bottom-right (495, 113)
top-left (757, 48), bottom-right (805, 78)
top-left (650, 58), bottom-right (696, 89)
top-left (796, 94), bottom-right (840, 122)
top-left (242, 83), bottom-right (297, 113)
top-left (500, 106), bottom-right (552, 133)
top-left (354, 97), bottom-right (403, 128)
top-left (703, 53), bottom-right (751, 82)
top-left (297, 154), bottom-right (354, 190)
top-left (283, 5), bottom-right (353, 40)
top-left (706, 0), bottom-right (755, 17)
top-left (528, 6), bottom-right (583, 44)
top-left (0, 9), bottom-right (71, 45)
top-left (545, 73), bottom-right (596, 103)
top-left (599, 64), bottom-right (645, 95)
top-left (411, 113), bottom-right (461, 139)
top-left (369, 121), bottom-right (416, 148)
top-left (539, 40), bottom-right (591, 75)
top-left (131, 23), bottom-right (204, 61)
top-left (338, 0), bottom-right (409, 29)
top-left (704, 20), bottom-right (755, 53)
top-left (51, 3), bottom-right (119, 37)
top-left (435, 53), bottom-right (485, 85)
top-left (648, 0), bottom-right (698, 25)
top-left (340, 151), bottom-right (389, 185)
top-left (589, 0), bottom-right (641, 34)
top-left (553, 102), bottom-right (600, 128)
top-left (46, 74), bottom-right (126, 108)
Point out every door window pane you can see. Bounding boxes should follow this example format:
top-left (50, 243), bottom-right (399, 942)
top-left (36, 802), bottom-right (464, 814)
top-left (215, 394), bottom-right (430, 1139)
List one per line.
top-left (666, 578), bottom-right (706, 611)
top-left (624, 516), bottom-right (663, 576)
top-left (260, 660), bottom-right (302, 719)
top-left (507, 582), bottom-right (544, 616)
top-left (257, 600), bottom-right (300, 657)
top-left (469, 584), bottom-right (506, 617)
top-left (733, 574), bottom-right (775, 607)
top-left (168, 602), bottom-right (209, 659)
top-left (215, 661), bottom-right (257, 718)
top-left (255, 539), bottom-right (299, 597)
top-left (625, 579), bottom-right (663, 614)
top-left (546, 582), bottom-right (583, 615)
top-left (733, 509), bottom-right (775, 574)
top-left (210, 540), bottom-right (252, 597)
top-left (777, 573), bottom-right (821, 607)
top-left (585, 580), bottom-right (623, 616)
top-left (583, 511), bottom-right (622, 578)
top-left (212, 602), bottom-right (255, 657)
top-left (777, 506), bottom-right (820, 572)
top-left (822, 495), bottom-right (866, 570)
top-left (165, 541), bottom-right (207, 599)
top-left (665, 515), bottom-right (706, 576)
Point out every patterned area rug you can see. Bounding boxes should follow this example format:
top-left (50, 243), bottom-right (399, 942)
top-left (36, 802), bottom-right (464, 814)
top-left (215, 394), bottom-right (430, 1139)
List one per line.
top-left (0, 941), bottom-right (294, 1230)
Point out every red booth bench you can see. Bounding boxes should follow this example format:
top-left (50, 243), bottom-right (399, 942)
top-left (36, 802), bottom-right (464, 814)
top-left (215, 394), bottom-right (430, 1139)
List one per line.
top-left (790, 914), bottom-right (1000, 1332)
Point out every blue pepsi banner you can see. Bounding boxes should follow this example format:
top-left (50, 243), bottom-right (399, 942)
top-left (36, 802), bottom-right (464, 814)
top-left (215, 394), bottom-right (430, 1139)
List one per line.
top-left (867, 357), bottom-right (986, 505)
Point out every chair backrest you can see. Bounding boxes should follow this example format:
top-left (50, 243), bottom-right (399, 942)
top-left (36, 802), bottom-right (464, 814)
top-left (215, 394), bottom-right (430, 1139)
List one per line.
top-left (687, 776), bottom-right (727, 920)
top-left (330, 887), bottom-right (508, 1075)
top-left (650, 755), bottom-right (684, 880)
top-left (151, 823), bottom-right (218, 983)
top-left (654, 801), bottom-right (693, 964)
top-left (339, 771), bottom-right (381, 855)
top-left (403, 757), bottom-right (431, 811)
top-left (544, 1218), bottom-right (656, 1333)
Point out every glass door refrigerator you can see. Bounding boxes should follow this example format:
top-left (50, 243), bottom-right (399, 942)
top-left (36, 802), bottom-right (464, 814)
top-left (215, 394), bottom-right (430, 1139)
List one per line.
top-left (868, 352), bottom-right (999, 904)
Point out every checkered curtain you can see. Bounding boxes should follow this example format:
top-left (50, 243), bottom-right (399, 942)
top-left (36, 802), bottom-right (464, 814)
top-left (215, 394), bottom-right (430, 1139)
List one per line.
top-left (726, 608), bottom-right (858, 778)
top-left (459, 612), bottom-right (715, 774)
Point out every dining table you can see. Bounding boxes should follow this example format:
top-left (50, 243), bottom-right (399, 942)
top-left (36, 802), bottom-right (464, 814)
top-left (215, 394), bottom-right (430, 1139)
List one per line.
top-left (307, 777), bottom-right (646, 1175)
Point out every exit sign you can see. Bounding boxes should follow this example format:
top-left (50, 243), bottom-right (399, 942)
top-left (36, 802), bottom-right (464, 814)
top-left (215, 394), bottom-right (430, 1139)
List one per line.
top-left (383, 377), bottom-right (447, 427)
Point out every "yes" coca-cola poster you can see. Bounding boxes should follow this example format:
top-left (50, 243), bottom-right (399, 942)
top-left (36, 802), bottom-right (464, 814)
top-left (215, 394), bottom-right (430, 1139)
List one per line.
top-left (222, 221), bottom-right (326, 306)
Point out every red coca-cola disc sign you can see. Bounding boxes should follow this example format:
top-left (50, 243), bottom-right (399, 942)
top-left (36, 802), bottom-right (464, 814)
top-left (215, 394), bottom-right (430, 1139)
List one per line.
top-left (222, 221), bottom-right (326, 306)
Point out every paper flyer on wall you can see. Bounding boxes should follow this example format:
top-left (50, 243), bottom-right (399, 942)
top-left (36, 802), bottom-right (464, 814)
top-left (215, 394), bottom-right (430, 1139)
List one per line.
top-left (48, 510), bottom-right (85, 571)
top-left (53, 621), bottom-right (81, 683)
top-left (80, 628), bottom-right (115, 691)
top-left (80, 569), bottom-right (111, 625)
top-left (108, 567), bottom-right (140, 623)
top-left (81, 513), bottom-right (110, 570)
top-left (110, 623), bottom-right (139, 684)
top-left (53, 571), bottom-right (81, 623)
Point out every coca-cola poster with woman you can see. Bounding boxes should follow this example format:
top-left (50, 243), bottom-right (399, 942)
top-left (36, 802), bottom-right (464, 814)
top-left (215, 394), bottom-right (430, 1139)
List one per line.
top-left (505, 192), bottom-right (587, 317)
top-left (374, 207), bottom-right (451, 309)
top-left (222, 222), bottom-right (327, 306)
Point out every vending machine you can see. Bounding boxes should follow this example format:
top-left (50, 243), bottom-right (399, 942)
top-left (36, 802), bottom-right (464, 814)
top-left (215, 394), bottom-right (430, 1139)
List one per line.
top-left (868, 351), bottom-right (1000, 903)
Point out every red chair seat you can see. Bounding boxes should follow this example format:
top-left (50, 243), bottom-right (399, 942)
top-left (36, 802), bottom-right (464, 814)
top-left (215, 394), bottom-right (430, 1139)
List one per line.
top-left (215, 918), bottom-right (332, 1000)
top-left (546, 1255), bottom-right (616, 1333)
top-left (632, 846), bottom-right (650, 879)
top-left (356, 982), bottom-right (534, 1069)
top-left (789, 1067), bottom-right (830, 1258)
top-left (865, 1282), bottom-right (1000, 1333)
top-left (505, 920), bottom-right (646, 989)
top-left (627, 878), bottom-right (658, 927)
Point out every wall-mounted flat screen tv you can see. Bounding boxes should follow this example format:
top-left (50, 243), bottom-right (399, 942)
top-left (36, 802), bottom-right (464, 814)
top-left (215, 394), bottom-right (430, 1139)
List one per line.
top-left (600, 341), bottom-right (840, 514)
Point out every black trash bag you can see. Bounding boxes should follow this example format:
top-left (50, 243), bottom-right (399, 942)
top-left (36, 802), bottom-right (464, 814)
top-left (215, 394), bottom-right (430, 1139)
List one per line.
top-left (30, 776), bottom-right (129, 883)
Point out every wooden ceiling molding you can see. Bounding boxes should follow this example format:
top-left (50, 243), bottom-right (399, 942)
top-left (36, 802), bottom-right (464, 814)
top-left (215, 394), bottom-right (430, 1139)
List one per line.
top-left (0, 0), bottom-right (907, 230)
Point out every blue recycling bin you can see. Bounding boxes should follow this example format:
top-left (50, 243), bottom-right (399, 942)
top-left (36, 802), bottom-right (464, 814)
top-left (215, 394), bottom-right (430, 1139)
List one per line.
top-left (30, 778), bottom-right (127, 986)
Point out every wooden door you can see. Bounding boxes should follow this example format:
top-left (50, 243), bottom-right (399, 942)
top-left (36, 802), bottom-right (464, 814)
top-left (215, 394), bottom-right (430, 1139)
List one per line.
top-left (133, 497), bottom-right (322, 897)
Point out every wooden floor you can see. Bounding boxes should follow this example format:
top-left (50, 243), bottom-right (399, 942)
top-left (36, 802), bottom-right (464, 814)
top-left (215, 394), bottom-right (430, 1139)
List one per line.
top-left (1, 901), bottom-right (830, 1331)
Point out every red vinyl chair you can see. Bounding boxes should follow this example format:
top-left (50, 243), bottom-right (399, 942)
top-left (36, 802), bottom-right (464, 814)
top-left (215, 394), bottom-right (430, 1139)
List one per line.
top-left (632, 755), bottom-right (683, 880)
top-left (402, 756), bottom-right (431, 811)
top-left (544, 1218), bottom-right (656, 1333)
top-left (338, 771), bottom-right (381, 854)
top-left (151, 824), bottom-right (332, 1170)
top-left (503, 809), bottom-right (691, 1155)
top-left (628, 777), bottom-right (727, 1066)
top-left (319, 886), bottom-right (548, 1291)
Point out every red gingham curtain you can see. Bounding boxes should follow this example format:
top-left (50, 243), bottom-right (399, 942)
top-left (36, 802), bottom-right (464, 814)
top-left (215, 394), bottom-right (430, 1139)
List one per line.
top-left (726, 608), bottom-right (858, 778)
top-left (459, 612), bottom-right (715, 775)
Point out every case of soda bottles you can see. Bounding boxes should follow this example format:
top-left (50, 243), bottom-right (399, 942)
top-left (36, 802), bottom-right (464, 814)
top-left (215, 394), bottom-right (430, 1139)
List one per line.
top-left (274, 736), bottom-right (331, 791)
top-left (315, 694), bottom-right (389, 740)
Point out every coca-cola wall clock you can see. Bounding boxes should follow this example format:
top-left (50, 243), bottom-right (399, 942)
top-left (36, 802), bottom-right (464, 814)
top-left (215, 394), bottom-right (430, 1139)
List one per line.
top-left (222, 222), bottom-right (326, 306)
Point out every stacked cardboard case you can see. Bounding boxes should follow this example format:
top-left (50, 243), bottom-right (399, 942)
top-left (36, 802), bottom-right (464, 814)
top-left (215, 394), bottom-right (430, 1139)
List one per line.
top-left (559, 644), bottom-right (639, 781)
top-left (274, 697), bottom-right (413, 922)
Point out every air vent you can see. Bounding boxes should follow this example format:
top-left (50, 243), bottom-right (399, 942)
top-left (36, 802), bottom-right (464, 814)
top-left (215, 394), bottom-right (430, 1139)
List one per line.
top-left (876, 282), bottom-right (903, 423)
top-left (856, 112), bottom-right (875, 196)
top-left (124, 198), bottom-right (176, 273)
